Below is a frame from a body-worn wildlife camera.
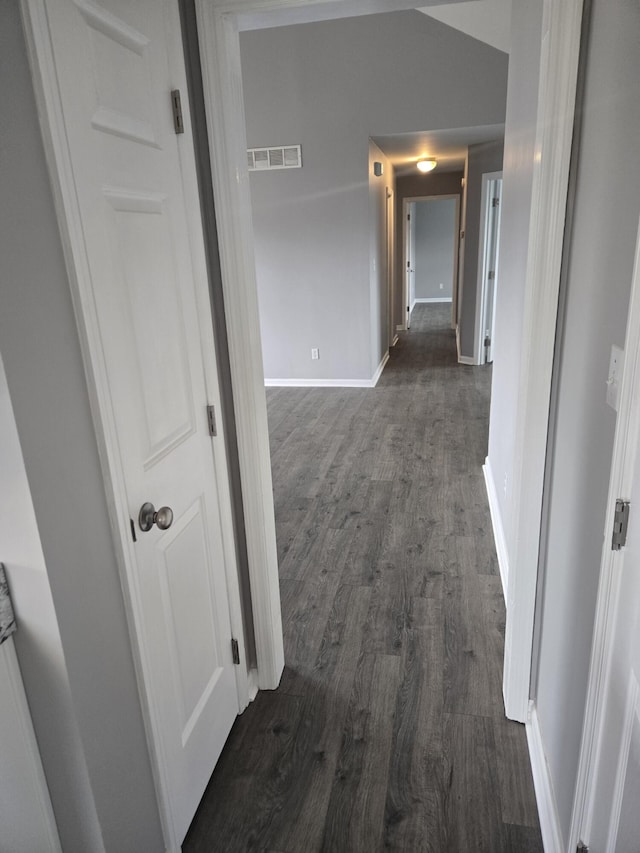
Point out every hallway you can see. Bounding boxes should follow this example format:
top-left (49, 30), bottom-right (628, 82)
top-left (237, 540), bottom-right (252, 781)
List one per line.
top-left (184, 305), bottom-right (542, 852)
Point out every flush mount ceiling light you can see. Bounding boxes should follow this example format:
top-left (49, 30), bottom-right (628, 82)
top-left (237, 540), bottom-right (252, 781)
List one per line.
top-left (416, 158), bottom-right (437, 173)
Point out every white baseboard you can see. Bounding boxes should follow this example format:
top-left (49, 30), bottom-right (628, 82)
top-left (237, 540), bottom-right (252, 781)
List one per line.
top-left (526, 703), bottom-right (564, 853)
top-left (265, 351), bottom-right (389, 389)
top-left (392, 334), bottom-right (399, 347)
top-left (410, 299), bottom-right (417, 313)
top-left (396, 324), bottom-right (407, 332)
top-left (482, 457), bottom-right (509, 600)
top-left (414, 297), bottom-right (453, 303)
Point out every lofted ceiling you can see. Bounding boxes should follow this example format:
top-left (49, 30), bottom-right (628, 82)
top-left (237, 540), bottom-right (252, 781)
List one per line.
top-left (372, 124), bottom-right (505, 175)
top-left (418, 0), bottom-right (511, 54)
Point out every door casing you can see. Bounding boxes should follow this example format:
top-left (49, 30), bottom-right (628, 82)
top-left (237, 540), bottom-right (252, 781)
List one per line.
top-left (194, 0), bottom-right (586, 727)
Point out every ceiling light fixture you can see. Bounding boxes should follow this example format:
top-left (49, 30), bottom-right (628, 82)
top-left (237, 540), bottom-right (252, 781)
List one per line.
top-left (416, 158), bottom-right (437, 173)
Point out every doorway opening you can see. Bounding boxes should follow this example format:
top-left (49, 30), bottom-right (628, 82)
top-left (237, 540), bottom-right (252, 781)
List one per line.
top-left (402, 194), bottom-right (460, 333)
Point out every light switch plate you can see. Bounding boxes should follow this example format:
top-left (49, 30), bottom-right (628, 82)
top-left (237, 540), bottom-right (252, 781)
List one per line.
top-left (606, 345), bottom-right (624, 411)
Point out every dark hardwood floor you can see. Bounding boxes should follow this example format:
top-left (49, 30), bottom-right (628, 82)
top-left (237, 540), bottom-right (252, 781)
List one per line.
top-left (184, 305), bottom-right (543, 852)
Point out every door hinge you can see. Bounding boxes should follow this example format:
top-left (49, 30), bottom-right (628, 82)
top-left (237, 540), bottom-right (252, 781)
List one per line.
top-left (576, 842), bottom-right (589, 853)
top-left (488, 270), bottom-right (496, 280)
top-left (171, 89), bottom-right (184, 134)
top-left (484, 335), bottom-right (491, 348)
top-left (407, 213), bottom-right (410, 221)
top-left (206, 404), bottom-right (217, 437)
top-left (231, 638), bottom-right (240, 665)
top-left (130, 518), bottom-right (137, 543)
top-left (612, 499), bottom-right (630, 550)
top-left (492, 197), bottom-right (500, 207)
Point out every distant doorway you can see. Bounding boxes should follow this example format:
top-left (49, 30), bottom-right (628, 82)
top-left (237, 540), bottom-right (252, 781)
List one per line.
top-left (403, 195), bottom-right (460, 332)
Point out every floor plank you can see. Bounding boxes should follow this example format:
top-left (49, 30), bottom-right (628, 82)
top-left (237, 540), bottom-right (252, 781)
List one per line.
top-left (183, 305), bottom-right (542, 853)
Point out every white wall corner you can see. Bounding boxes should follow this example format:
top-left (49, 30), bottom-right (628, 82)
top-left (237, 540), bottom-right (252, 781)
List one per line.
top-left (526, 704), bottom-right (565, 853)
top-left (482, 458), bottom-right (509, 600)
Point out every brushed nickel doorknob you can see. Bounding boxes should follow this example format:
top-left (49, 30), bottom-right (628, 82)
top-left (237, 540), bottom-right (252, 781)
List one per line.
top-left (138, 502), bottom-right (174, 532)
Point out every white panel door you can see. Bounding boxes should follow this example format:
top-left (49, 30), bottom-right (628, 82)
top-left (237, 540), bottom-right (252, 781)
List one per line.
top-left (40, 0), bottom-right (240, 843)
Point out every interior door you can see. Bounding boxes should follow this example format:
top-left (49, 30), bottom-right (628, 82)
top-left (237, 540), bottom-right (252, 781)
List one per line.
top-left (40, 0), bottom-right (240, 843)
top-left (482, 178), bottom-right (502, 364)
top-left (406, 202), bottom-right (416, 329)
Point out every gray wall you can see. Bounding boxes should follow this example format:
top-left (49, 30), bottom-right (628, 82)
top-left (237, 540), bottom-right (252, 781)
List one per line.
top-left (0, 5), bottom-right (164, 850)
top-left (414, 198), bottom-right (456, 300)
top-left (486, 0), bottom-right (544, 537)
top-left (534, 0), bottom-right (640, 843)
top-left (458, 139), bottom-right (504, 358)
top-left (395, 171), bottom-right (464, 325)
top-left (240, 11), bottom-right (508, 380)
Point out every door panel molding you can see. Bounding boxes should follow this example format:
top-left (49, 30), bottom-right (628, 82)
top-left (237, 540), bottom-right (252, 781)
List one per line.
top-left (20, 1), bottom-right (249, 847)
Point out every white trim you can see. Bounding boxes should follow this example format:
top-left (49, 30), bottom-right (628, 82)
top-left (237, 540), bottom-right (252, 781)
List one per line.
top-left (414, 297), bottom-right (453, 304)
top-left (482, 458), bottom-right (509, 600)
top-left (265, 351), bottom-right (389, 389)
top-left (526, 702), bottom-right (564, 853)
top-left (504, 0), bottom-right (585, 723)
top-left (474, 171), bottom-right (503, 365)
top-left (195, 1), bottom-right (284, 693)
top-left (0, 638), bottom-right (62, 853)
top-left (605, 673), bottom-right (639, 853)
top-left (569, 215), bottom-right (640, 849)
top-left (392, 334), bottom-right (399, 347)
top-left (396, 324), bottom-right (407, 332)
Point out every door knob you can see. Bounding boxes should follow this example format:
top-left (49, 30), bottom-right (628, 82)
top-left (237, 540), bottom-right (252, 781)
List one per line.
top-left (138, 502), bottom-right (174, 532)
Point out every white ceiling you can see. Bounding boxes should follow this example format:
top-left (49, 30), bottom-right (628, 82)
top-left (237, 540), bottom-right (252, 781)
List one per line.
top-left (373, 124), bottom-right (504, 174)
top-left (418, 0), bottom-right (512, 54)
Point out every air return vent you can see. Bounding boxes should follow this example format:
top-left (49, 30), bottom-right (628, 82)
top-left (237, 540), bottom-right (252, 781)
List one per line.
top-left (247, 144), bottom-right (302, 171)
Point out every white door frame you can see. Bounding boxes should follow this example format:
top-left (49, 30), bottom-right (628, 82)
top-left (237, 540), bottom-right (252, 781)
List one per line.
top-left (568, 217), bottom-right (640, 850)
top-left (195, 0), bottom-right (585, 726)
top-left (386, 185), bottom-right (396, 347)
top-left (20, 1), bottom-right (256, 848)
top-left (474, 171), bottom-right (502, 365)
top-left (501, 0), bottom-right (584, 722)
top-left (402, 194), bottom-right (460, 329)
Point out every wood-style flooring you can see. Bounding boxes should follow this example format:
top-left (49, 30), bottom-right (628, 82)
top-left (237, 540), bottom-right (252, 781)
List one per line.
top-left (184, 305), bottom-right (543, 852)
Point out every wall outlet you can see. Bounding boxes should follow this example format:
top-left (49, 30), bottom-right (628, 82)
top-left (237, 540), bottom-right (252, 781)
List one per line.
top-left (439, 282), bottom-right (444, 290)
top-left (311, 348), bottom-right (319, 360)
top-left (606, 344), bottom-right (623, 411)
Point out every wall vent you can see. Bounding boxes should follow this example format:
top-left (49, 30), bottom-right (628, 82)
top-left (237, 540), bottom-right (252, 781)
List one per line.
top-left (247, 144), bottom-right (302, 171)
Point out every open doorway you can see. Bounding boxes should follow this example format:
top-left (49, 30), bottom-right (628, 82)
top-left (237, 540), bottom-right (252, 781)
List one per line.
top-left (403, 194), bottom-right (460, 332)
